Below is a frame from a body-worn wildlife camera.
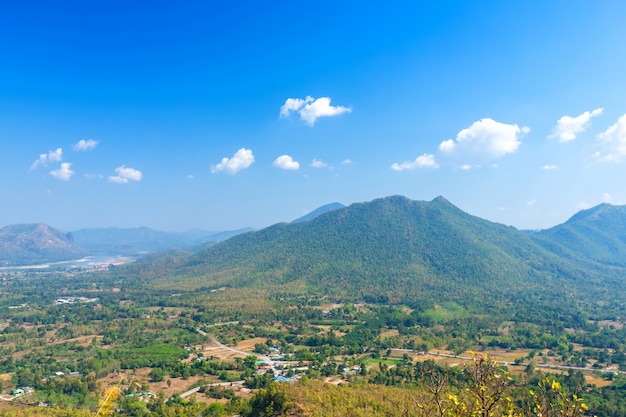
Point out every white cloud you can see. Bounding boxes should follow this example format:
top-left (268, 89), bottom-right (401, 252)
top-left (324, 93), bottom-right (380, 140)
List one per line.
top-left (310, 159), bottom-right (328, 169)
top-left (460, 164), bottom-right (473, 170)
top-left (280, 97), bottom-right (313, 118)
top-left (342, 159), bottom-right (352, 165)
top-left (595, 114), bottom-right (626, 162)
top-left (438, 118), bottom-right (529, 160)
top-left (527, 199), bottom-right (537, 206)
top-left (73, 139), bottom-right (98, 151)
top-left (109, 165), bottom-right (142, 183)
top-left (30, 148), bottom-right (63, 171)
top-left (211, 148), bottom-right (255, 174)
top-left (30, 154), bottom-right (48, 171)
top-left (602, 193), bottom-right (613, 203)
top-left (542, 164), bottom-right (558, 170)
top-left (273, 155), bottom-right (300, 170)
top-left (549, 108), bottom-right (603, 143)
top-left (391, 154), bottom-right (439, 171)
top-left (50, 162), bottom-right (74, 181)
top-left (438, 139), bottom-right (455, 153)
top-left (280, 96), bottom-right (351, 126)
top-left (49, 148), bottom-right (63, 162)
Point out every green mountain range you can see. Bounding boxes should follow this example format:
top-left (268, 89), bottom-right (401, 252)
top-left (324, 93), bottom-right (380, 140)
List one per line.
top-left (531, 203), bottom-right (626, 267)
top-left (136, 196), bottom-right (625, 310)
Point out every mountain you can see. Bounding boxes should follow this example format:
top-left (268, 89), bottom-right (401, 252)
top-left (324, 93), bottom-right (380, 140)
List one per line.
top-left (0, 224), bottom-right (87, 266)
top-left (139, 195), bottom-right (610, 306)
top-left (531, 203), bottom-right (626, 267)
top-left (71, 227), bottom-right (254, 255)
top-left (203, 228), bottom-right (256, 242)
top-left (291, 202), bottom-right (346, 223)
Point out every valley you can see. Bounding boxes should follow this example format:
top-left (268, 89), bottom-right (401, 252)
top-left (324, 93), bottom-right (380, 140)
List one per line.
top-left (2, 196), bottom-right (626, 416)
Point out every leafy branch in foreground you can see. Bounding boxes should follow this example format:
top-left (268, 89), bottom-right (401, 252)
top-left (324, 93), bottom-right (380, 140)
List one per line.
top-left (526, 378), bottom-right (589, 417)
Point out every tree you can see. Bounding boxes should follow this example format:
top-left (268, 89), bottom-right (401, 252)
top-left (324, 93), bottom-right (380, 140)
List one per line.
top-left (241, 383), bottom-right (292, 417)
top-left (463, 354), bottom-right (512, 417)
top-left (204, 402), bottom-right (226, 417)
top-left (149, 368), bottom-right (165, 382)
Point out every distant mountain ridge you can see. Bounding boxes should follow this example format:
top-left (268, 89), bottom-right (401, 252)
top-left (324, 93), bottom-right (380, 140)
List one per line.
top-left (0, 224), bottom-right (256, 265)
top-left (531, 203), bottom-right (626, 267)
top-left (140, 195), bottom-right (617, 306)
top-left (70, 202), bottom-right (348, 254)
top-left (291, 202), bottom-right (346, 223)
top-left (0, 224), bottom-right (86, 266)
top-left (71, 227), bottom-right (255, 255)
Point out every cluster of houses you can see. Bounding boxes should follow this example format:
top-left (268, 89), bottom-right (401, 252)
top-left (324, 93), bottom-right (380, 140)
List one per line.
top-left (10, 386), bottom-right (34, 396)
top-left (54, 297), bottom-right (99, 305)
top-left (124, 391), bottom-right (153, 399)
top-left (255, 355), bottom-right (308, 384)
top-left (40, 371), bottom-right (81, 384)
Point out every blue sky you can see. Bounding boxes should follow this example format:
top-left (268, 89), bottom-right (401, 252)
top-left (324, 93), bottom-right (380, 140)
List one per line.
top-left (2, 1), bottom-right (626, 231)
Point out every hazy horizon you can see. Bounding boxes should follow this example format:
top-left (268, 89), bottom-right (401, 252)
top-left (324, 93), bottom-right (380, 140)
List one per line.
top-left (0, 194), bottom-right (616, 234)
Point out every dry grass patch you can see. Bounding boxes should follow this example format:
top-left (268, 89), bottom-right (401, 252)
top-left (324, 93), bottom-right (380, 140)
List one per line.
top-left (97, 368), bottom-right (217, 399)
top-left (324, 376), bottom-right (346, 385)
top-left (380, 329), bottom-right (399, 339)
top-left (598, 320), bottom-right (624, 329)
top-left (312, 303), bottom-right (344, 311)
top-left (585, 373), bottom-right (613, 388)
top-left (235, 337), bottom-right (270, 352)
top-left (475, 348), bottom-right (531, 363)
top-left (200, 341), bottom-right (246, 361)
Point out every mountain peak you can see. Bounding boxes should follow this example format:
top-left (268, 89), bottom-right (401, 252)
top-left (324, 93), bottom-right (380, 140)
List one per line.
top-left (374, 195), bottom-right (455, 207)
top-left (432, 195), bottom-right (453, 205)
top-left (162, 194), bottom-right (560, 302)
top-left (292, 202), bottom-right (346, 223)
top-left (0, 223), bottom-right (86, 265)
top-left (533, 202), bottom-right (626, 267)
top-left (567, 202), bottom-right (626, 224)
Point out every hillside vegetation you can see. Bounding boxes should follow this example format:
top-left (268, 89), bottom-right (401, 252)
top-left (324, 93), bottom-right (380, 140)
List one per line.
top-left (121, 196), bottom-right (624, 315)
top-left (532, 203), bottom-right (626, 267)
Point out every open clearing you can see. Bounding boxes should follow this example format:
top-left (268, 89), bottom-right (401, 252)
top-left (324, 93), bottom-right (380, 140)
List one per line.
top-left (234, 337), bottom-right (270, 352)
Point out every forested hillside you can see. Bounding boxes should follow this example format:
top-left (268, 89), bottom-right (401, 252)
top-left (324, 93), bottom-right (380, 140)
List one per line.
top-left (121, 196), bottom-right (625, 313)
top-left (532, 203), bottom-right (626, 267)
